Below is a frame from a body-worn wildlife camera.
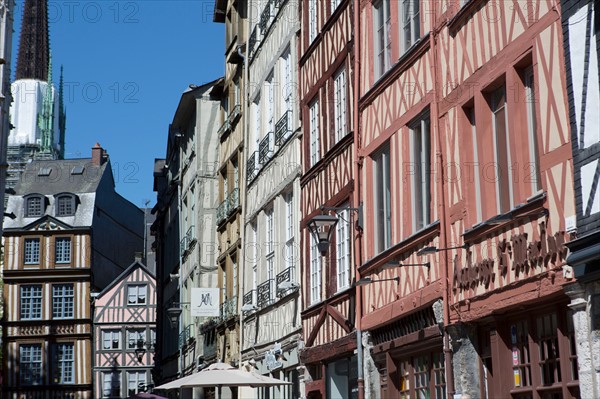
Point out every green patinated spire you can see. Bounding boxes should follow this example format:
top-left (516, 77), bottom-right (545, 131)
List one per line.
top-left (58, 65), bottom-right (66, 159)
top-left (38, 52), bottom-right (55, 156)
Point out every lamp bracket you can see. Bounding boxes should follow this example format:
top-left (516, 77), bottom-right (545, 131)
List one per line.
top-left (320, 204), bottom-right (363, 230)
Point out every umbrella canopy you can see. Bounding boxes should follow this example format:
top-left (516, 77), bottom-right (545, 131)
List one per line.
top-left (155, 362), bottom-right (292, 389)
top-left (127, 393), bottom-right (169, 399)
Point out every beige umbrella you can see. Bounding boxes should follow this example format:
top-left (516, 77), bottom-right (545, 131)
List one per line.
top-left (155, 362), bottom-right (292, 389)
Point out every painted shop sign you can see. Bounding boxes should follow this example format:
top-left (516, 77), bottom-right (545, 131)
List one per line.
top-left (453, 222), bottom-right (568, 292)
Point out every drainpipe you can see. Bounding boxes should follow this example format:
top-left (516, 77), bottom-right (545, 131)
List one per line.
top-left (352, 0), bottom-right (365, 398)
top-left (430, 21), bottom-right (455, 399)
top-left (177, 135), bottom-right (184, 377)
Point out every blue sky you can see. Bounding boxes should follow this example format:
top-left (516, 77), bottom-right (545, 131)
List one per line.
top-left (12, 0), bottom-right (225, 207)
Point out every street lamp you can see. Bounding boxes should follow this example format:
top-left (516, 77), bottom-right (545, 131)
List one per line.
top-left (306, 214), bottom-right (339, 256)
top-left (135, 339), bottom-right (154, 363)
top-left (355, 276), bottom-right (399, 286)
top-left (417, 243), bottom-right (469, 257)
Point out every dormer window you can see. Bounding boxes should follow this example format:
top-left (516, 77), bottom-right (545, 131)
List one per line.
top-left (56, 194), bottom-right (76, 217)
top-left (24, 195), bottom-right (45, 218)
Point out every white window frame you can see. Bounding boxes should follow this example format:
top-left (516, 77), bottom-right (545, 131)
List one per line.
top-left (410, 113), bottom-right (431, 232)
top-left (309, 99), bottom-right (321, 167)
top-left (374, 0), bottom-right (391, 79)
top-left (127, 329), bottom-right (145, 349)
top-left (127, 371), bottom-right (146, 396)
top-left (309, 0), bottom-right (318, 43)
top-left (20, 285), bottom-right (42, 320)
top-left (55, 237), bottom-right (71, 264)
top-left (336, 205), bottom-right (351, 291)
top-left (127, 284), bottom-right (147, 306)
top-left (52, 284), bottom-right (74, 319)
top-left (24, 238), bottom-right (40, 264)
top-left (373, 145), bottom-right (392, 253)
top-left (265, 207), bottom-right (275, 300)
top-left (468, 107), bottom-right (483, 223)
top-left (310, 234), bottom-right (322, 304)
top-left (491, 85), bottom-right (514, 214)
top-left (400, 0), bottom-right (421, 55)
top-left (266, 72), bottom-right (275, 135)
top-left (281, 47), bottom-right (293, 118)
top-left (334, 67), bottom-right (348, 143)
top-left (20, 344), bottom-right (42, 386)
top-left (524, 66), bottom-right (542, 194)
top-left (103, 330), bottom-right (121, 350)
top-left (285, 191), bottom-right (295, 271)
top-left (52, 343), bottom-right (74, 384)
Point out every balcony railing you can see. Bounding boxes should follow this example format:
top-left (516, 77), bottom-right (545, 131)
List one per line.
top-left (230, 104), bottom-right (241, 124)
top-left (276, 266), bottom-right (293, 286)
top-left (228, 188), bottom-right (240, 215)
top-left (180, 236), bottom-right (188, 257)
top-left (257, 279), bottom-right (274, 308)
top-left (249, 26), bottom-right (258, 58)
top-left (246, 151), bottom-right (259, 183)
top-left (275, 110), bottom-right (292, 146)
top-left (178, 324), bottom-right (194, 349)
top-left (217, 119), bottom-right (231, 137)
top-left (259, 5), bottom-right (271, 33)
top-left (186, 225), bottom-right (195, 247)
top-left (243, 290), bottom-right (255, 306)
top-left (220, 296), bottom-right (238, 322)
top-left (259, 132), bottom-right (274, 165)
top-left (216, 200), bottom-right (228, 225)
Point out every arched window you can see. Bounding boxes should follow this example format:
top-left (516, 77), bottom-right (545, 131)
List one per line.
top-left (24, 195), bottom-right (45, 217)
top-left (56, 194), bottom-right (76, 216)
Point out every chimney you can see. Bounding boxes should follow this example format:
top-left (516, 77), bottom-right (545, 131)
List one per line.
top-left (134, 252), bottom-right (143, 263)
top-left (92, 143), bottom-right (103, 166)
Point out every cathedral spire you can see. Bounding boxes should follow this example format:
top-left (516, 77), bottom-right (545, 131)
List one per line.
top-left (15, 0), bottom-right (50, 81)
top-left (58, 65), bottom-right (66, 159)
top-left (38, 53), bottom-right (54, 155)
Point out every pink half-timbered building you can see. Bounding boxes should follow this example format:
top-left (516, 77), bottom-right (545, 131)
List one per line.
top-left (356, 0), bottom-right (579, 398)
top-left (93, 259), bottom-right (157, 398)
top-left (299, 0), bottom-right (358, 398)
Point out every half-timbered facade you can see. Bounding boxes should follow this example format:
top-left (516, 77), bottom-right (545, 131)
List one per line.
top-left (93, 259), bottom-right (157, 398)
top-left (213, 2), bottom-right (246, 394)
top-left (240, 0), bottom-right (302, 396)
top-left (357, 0), bottom-right (579, 398)
top-left (562, 0), bottom-right (600, 397)
top-left (299, 0), bottom-right (358, 397)
top-left (2, 145), bottom-right (144, 399)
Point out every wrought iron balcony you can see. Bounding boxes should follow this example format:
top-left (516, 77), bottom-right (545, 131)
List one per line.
top-left (257, 279), bottom-right (274, 308)
top-left (178, 324), bottom-right (194, 349)
top-left (243, 290), bottom-right (256, 305)
top-left (247, 151), bottom-right (259, 183)
top-left (216, 200), bottom-right (229, 225)
top-left (259, 5), bottom-right (271, 33)
top-left (229, 104), bottom-right (241, 125)
top-left (275, 110), bottom-right (292, 146)
top-left (186, 225), bottom-right (195, 247)
top-left (249, 26), bottom-right (258, 58)
top-left (228, 188), bottom-right (239, 215)
top-left (180, 236), bottom-right (188, 257)
top-left (217, 119), bottom-right (231, 137)
top-left (220, 296), bottom-right (238, 322)
top-left (259, 132), bottom-right (274, 165)
top-left (276, 267), bottom-right (293, 286)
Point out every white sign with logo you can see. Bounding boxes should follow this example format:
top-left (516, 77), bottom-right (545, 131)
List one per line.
top-left (191, 288), bottom-right (220, 317)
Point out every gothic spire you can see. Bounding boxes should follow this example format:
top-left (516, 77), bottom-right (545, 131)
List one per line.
top-left (38, 53), bottom-right (54, 155)
top-left (15, 0), bottom-right (50, 81)
top-left (58, 65), bottom-right (66, 159)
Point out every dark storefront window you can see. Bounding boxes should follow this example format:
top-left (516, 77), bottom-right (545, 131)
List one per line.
top-left (326, 356), bottom-right (358, 399)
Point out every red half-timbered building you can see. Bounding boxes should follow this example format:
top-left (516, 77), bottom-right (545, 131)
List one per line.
top-left (356, 0), bottom-right (579, 398)
top-left (299, 0), bottom-right (358, 398)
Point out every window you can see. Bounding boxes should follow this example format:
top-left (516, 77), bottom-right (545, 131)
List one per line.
top-left (52, 284), bottom-right (74, 319)
top-left (56, 195), bottom-right (75, 216)
top-left (400, 0), bottom-right (421, 54)
top-left (310, 234), bottom-right (321, 304)
top-left (20, 285), bottom-right (42, 320)
top-left (20, 344), bottom-right (42, 385)
top-left (373, 145), bottom-right (391, 253)
top-left (102, 330), bottom-right (121, 350)
top-left (374, 0), bottom-right (392, 78)
top-left (523, 67), bottom-right (542, 194)
top-left (24, 238), bottom-right (40, 264)
top-left (411, 114), bottom-right (431, 231)
top-left (467, 106), bottom-right (483, 223)
top-left (52, 343), bottom-right (74, 384)
top-left (308, 0), bottom-right (317, 42)
top-left (334, 67), bottom-right (348, 142)
top-left (281, 47), bottom-right (293, 117)
top-left (266, 207), bottom-right (275, 300)
top-left (103, 372), bottom-right (121, 398)
top-left (398, 352), bottom-right (445, 399)
top-left (266, 72), bottom-right (275, 135)
top-left (309, 99), bottom-right (321, 167)
top-left (127, 330), bottom-right (145, 349)
top-left (127, 371), bottom-right (146, 396)
top-left (25, 196), bottom-right (43, 217)
top-left (490, 85), bottom-right (513, 214)
top-left (336, 205), bottom-right (351, 291)
top-left (285, 192), bottom-right (295, 271)
top-left (55, 237), bottom-right (71, 264)
top-left (127, 284), bottom-right (147, 305)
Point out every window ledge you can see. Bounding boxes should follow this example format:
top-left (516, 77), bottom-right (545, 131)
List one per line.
top-left (447, 0), bottom-right (485, 34)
